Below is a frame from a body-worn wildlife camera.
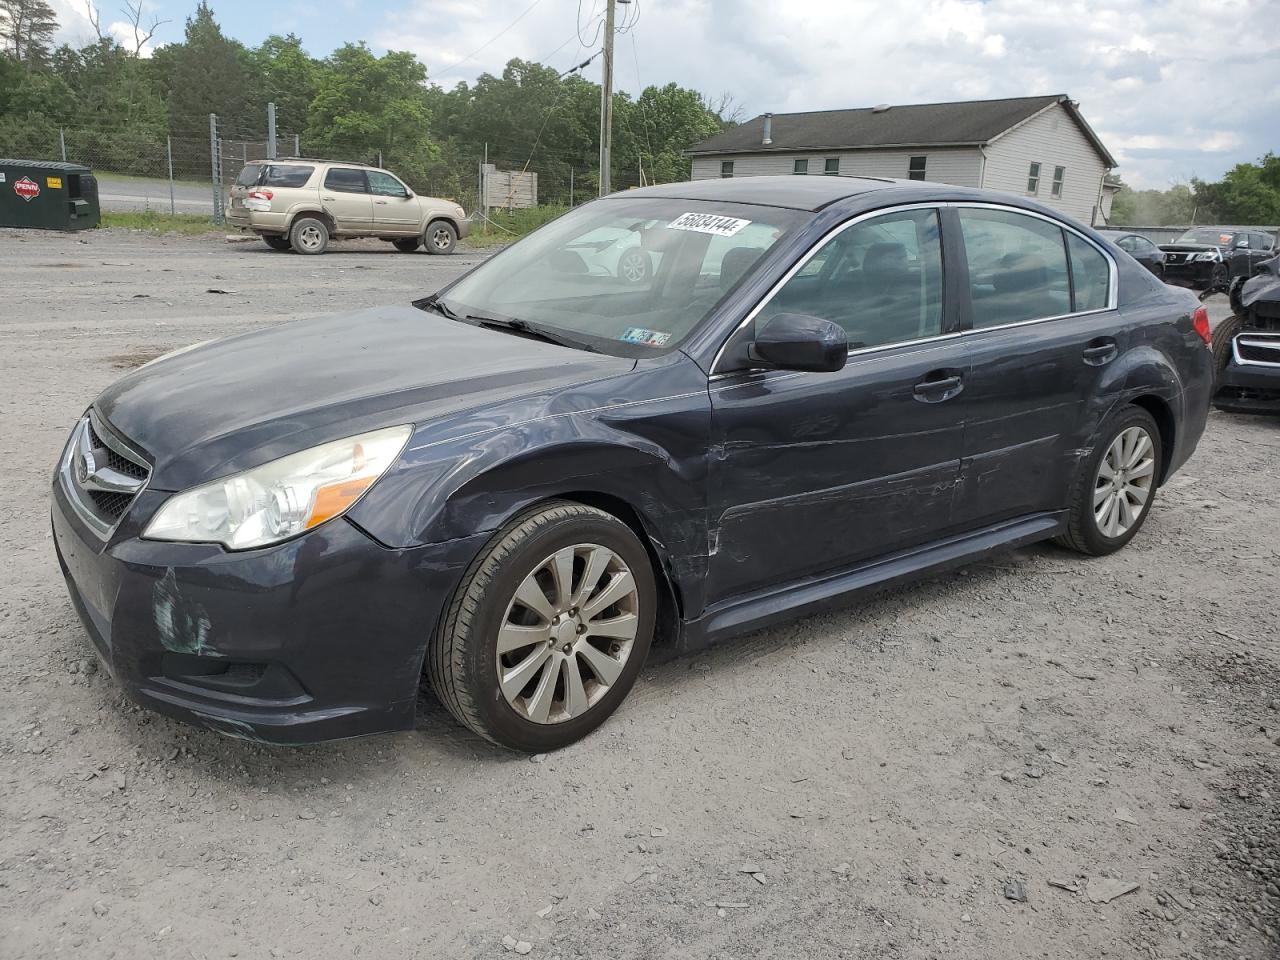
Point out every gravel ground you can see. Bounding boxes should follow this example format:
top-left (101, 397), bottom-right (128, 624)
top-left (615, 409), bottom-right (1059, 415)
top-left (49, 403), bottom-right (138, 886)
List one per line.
top-left (1, 228), bottom-right (1277, 960)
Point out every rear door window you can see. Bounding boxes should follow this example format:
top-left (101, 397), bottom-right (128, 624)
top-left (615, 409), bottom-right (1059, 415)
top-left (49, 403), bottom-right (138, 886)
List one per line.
top-left (959, 208), bottom-right (1070, 327)
top-left (1066, 233), bottom-right (1111, 312)
top-left (262, 165), bottom-right (314, 188)
top-left (324, 168), bottom-right (369, 193)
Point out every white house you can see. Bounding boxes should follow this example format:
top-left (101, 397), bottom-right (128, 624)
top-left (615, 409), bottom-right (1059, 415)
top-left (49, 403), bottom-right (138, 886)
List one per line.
top-left (688, 95), bottom-right (1118, 225)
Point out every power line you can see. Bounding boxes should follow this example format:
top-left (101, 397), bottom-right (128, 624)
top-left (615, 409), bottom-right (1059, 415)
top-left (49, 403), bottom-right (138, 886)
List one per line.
top-left (431, 0), bottom-right (547, 80)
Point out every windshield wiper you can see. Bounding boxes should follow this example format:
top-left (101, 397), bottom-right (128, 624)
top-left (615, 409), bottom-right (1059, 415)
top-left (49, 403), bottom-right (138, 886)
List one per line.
top-left (470, 315), bottom-right (597, 353)
top-left (414, 294), bottom-right (463, 321)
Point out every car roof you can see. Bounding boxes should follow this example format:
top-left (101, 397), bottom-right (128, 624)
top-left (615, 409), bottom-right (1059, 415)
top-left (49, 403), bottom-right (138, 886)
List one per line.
top-left (617, 175), bottom-right (901, 211)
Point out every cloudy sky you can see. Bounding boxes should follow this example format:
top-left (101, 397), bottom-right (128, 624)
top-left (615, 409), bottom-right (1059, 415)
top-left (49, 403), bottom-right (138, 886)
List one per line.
top-left (51, 0), bottom-right (1280, 188)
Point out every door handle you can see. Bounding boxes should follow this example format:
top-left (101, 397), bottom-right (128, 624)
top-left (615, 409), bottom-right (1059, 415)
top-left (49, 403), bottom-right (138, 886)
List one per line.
top-left (913, 371), bottom-right (963, 403)
top-left (322, 195), bottom-right (337, 201)
top-left (1082, 338), bottom-right (1118, 365)
top-left (374, 199), bottom-right (387, 205)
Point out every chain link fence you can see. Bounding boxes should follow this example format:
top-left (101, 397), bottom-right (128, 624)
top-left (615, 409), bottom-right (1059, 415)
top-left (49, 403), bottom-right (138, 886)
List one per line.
top-left (1, 119), bottom-right (660, 230)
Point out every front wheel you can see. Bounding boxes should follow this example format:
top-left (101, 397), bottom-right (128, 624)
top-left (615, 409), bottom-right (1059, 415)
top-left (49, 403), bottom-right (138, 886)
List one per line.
top-left (1211, 314), bottom-right (1243, 384)
top-left (425, 221), bottom-right (458, 255)
top-left (617, 248), bottom-right (651, 284)
top-left (428, 502), bottom-right (656, 752)
top-left (1055, 406), bottom-right (1162, 556)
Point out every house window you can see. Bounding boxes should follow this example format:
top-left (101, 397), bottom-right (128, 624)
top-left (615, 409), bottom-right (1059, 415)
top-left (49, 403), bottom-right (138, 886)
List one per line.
top-left (908, 156), bottom-right (927, 180)
top-left (720, 160), bottom-right (734, 178)
top-left (793, 158), bottom-right (808, 175)
top-left (1027, 162), bottom-right (1041, 194)
top-left (824, 157), bottom-right (840, 176)
top-left (1051, 165), bottom-right (1066, 198)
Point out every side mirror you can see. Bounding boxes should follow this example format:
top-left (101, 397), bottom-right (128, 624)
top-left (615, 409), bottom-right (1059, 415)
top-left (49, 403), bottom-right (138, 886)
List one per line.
top-left (749, 313), bottom-right (848, 372)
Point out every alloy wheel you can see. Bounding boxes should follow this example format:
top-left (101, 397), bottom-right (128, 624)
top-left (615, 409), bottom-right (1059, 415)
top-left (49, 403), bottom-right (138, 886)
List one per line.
top-left (297, 224), bottom-right (324, 252)
top-left (496, 543), bottom-right (640, 724)
top-left (619, 250), bottom-right (648, 283)
top-left (1093, 426), bottom-right (1156, 537)
top-left (431, 227), bottom-right (454, 251)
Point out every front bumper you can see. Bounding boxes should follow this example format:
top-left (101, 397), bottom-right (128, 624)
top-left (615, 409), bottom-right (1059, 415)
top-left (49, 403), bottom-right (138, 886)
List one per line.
top-left (51, 475), bottom-right (488, 744)
top-left (1163, 259), bottom-right (1216, 288)
top-left (456, 218), bottom-right (473, 239)
top-left (1215, 333), bottom-right (1280, 414)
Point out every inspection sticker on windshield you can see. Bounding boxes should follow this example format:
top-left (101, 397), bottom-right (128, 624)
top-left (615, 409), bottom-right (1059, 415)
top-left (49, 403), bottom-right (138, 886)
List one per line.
top-left (667, 212), bottom-right (752, 237)
top-left (620, 327), bottom-right (671, 347)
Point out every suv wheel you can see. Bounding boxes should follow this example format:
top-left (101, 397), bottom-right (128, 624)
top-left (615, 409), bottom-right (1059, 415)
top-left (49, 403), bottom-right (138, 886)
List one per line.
top-left (426, 221), bottom-right (458, 255)
top-left (263, 236), bottom-right (290, 251)
top-left (290, 216), bottom-right (330, 255)
top-left (1211, 314), bottom-right (1243, 384)
top-left (393, 238), bottom-right (421, 253)
top-left (428, 502), bottom-right (656, 752)
top-left (1056, 406), bottom-right (1162, 556)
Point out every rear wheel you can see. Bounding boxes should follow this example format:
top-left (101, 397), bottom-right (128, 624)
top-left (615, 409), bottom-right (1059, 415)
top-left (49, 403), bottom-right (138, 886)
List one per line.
top-left (1209, 263), bottom-right (1229, 291)
top-left (263, 236), bottom-right (290, 251)
top-left (393, 238), bottom-right (421, 253)
top-left (426, 221), bottom-right (458, 255)
top-left (289, 216), bottom-right (329, 255)
top-left (1055, 406), bottom-right (1162, 556)
top-left (428, 502), bottom-right (656, 752)
top-left (617, 248), bottom-right (651, 284)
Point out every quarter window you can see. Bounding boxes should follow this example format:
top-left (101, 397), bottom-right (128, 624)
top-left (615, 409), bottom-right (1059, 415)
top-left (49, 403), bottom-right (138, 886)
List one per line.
top-left (263, 164), bottom-right (313, 188)
top-left (1066, 233), bottom-right (1110, 312)
top-left (908, 156), bottom-right (927, 180)
top-left (324, 168), bottom-right (369, 193)
top-left (959, 208), bottom-right (1070, 327)
top-left (720, 160), bottom-right (734, 178)
top-left (759, 209), bottom-right (944, 350)
top-left (793, 158), bottom-right (808, 175)
top-left (824, 157), bottom-right (840, 176)
top-left (1051, 165), bottom-right (1066, 198)
top-left (367, 170), bottom-right (409, 197)
top-left (1027, 162), bottom-right (1041, 194)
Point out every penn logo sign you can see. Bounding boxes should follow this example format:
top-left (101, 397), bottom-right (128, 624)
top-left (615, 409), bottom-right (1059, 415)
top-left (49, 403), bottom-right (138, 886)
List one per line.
top-left (667, 212), bottom-right (751, 237)
top-left (13, 176), bottom-right (40, 202)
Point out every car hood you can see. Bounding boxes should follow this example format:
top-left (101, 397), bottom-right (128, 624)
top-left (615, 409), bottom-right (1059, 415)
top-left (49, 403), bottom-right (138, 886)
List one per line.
top-left (96, 306), bottom-right (634, 490)
top-left (1160, 242), bottom-right (1220, 253)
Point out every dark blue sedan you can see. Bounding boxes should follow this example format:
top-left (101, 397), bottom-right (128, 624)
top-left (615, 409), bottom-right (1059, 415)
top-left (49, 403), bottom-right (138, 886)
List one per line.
top-left (52, 176), bottom-right (1214, 751)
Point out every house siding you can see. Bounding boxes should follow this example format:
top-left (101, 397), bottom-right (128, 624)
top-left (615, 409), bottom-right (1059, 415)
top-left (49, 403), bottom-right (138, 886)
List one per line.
top-left (691, 147), bottom-right (983, 187)
top-left (980, 102), bottom-right (1108, 224)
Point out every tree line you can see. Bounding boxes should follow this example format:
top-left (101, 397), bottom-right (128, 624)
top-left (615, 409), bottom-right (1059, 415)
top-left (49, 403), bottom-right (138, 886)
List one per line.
top-left (0, 0), bottom-right (733, 202)
top-left (1110, 155), bottom-right (1280, 227)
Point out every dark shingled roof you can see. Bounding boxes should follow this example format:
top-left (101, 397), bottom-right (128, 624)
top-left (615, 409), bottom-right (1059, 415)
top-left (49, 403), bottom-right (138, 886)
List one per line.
top-left (689, 95), bottom-right (1116, 167)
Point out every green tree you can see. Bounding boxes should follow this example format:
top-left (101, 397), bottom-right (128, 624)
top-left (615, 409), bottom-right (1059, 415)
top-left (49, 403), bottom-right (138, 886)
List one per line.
top-left (0, 53), bottom-right (74, 157)
top-left (1193, 154), bottom-right (1280, 224)
top-left (305, 43), bottom-right (437, 185)
top-left (151, 2), bottom-right (253, 142)
top-left (0, 0), bottom-right (58, 66)
top-left (625, 83), bottom-right (724, 184)
top-left (249, 34), bottom-right (318, 144)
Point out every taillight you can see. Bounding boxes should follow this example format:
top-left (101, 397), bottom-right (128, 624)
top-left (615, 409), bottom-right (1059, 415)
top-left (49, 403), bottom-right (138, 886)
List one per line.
top-left (248, 189), bottom-right (273, 201)
top-left (1192, 306), bottom-right (1211, 347)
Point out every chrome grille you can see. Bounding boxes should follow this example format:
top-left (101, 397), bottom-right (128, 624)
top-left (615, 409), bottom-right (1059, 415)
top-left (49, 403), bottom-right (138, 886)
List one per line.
top-left (60, 411), bottom-right (151, 536)
top-left (1235, 334), bottom-right (1280, 367)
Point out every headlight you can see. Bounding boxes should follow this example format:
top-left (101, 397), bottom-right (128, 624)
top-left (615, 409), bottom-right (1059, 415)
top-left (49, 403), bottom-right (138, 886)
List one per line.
top-left (143, 425), bottom-right (412, 549)
top-left (453, 205), bottom-right (466, 219)
top-left (1194, 251), bottom-right (1221, 262)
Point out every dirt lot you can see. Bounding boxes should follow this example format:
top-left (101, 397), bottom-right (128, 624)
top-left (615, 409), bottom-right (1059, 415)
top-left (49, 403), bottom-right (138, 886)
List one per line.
top-left (2, 227), bottom-right (1277, 960)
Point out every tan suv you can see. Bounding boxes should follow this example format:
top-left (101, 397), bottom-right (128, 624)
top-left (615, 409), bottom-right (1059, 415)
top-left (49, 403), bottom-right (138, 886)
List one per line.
top-left (227, 159), bottom-right (471, 255)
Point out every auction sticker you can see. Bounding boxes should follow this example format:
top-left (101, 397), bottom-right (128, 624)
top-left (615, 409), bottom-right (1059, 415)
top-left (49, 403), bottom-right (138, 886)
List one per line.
top-left (13, 177), bottom-right (39, 201)
top-left (668, 212), bottom-right (751, 237)
top-left (620, 327), bottom-right (671, 347)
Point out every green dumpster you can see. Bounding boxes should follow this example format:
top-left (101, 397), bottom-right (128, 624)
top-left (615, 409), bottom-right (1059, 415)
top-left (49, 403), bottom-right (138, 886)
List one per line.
top-left (0, 159), bottom-right (100, 231)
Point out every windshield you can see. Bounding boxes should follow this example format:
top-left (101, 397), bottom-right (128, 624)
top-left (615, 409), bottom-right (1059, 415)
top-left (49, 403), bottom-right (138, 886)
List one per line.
top-left (1176, 227), bottom-right (1235, 246)
top-left (438, 198), bottom-right (804, 356)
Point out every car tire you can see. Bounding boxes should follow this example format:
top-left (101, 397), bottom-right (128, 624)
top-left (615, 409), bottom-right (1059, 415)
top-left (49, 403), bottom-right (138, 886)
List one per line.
top-left (263, 236), bottom-right (291, 251)
top-left (1211, 313), bottom-right (1242, 384)
top-left (617, 248), bottom-right (651, 284)
top-left (1055, 405), bottom-right (1162, 557)
top-left (289, 216), bottom-right (330, 255)
top-left (428, 501), bottom-right (656, 752)
top-left (1210, 263), bottom-right (1228, 291)
top-left (425, 220), bottom-right (458, 255)
top-left (393, 238), bottom-right (421, 253)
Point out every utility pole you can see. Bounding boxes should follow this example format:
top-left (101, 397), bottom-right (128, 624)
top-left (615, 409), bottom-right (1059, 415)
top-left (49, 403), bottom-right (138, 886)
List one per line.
top-left (597, 0), bottom-right (617, 196)
top-left (267, 102), bottom-right (277, 160)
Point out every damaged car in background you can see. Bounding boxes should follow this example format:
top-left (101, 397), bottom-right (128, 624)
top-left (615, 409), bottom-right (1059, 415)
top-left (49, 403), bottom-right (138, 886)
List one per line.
top-left (1160, 226), bottom-right (1277, 292)
top-left (1213, 254), bottom-right (1280, 413)
top-left (52, 176), bottom-right (1212, 753)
